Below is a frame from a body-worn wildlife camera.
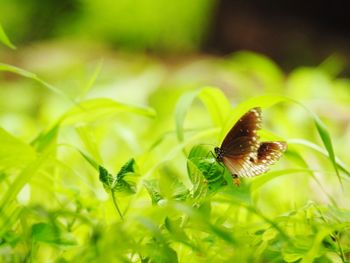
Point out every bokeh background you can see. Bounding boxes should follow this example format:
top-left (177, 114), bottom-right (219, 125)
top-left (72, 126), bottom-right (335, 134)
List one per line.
top-left (1, 0), bottom-right (349, 162)
top-left (1, 1), bottom-right (350, 262)
top-left (2, 0), bottom-right (350, 67)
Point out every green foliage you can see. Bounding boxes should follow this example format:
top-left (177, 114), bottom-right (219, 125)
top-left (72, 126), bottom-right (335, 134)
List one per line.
top-left (187, 145), bottom-right (228, 199)
top-left (31, 223), bottom-right (77, 246)
top-left (1, 46), bottom-right (350, 263)
top-left (0, 23), bottom-right (15, 49)
top-left (99, 158), bottom-right (138, 194)
top-left (0, 0), bottom-right (215, 51)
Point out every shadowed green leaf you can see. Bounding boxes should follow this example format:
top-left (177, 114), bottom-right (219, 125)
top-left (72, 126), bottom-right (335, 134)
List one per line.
top-left (99, 166), bottom-right (115, 190)
top-left (31, 223), bottom-right (77, 246)
top-left (0, 24), bottom-right (16, 49)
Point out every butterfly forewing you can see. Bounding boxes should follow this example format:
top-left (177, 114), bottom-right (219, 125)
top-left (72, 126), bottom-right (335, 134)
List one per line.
top-left (220, 107), bottom-right (261, 157)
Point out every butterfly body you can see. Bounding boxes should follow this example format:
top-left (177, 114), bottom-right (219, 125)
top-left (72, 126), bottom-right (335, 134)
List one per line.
top-left (215, 107), bottom-right (287, 185)
top-left (214, 147), bottom-right (224, 162)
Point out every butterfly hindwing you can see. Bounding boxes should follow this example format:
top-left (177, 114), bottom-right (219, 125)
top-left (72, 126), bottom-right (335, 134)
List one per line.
top-left (247, 141), bottom-right (287, 177)
top-left (223, 141), bottom-right (287, 178)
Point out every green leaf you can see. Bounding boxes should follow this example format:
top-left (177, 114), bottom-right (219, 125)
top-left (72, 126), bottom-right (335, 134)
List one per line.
top-left (283, 253), bottom-right (303, 262)
top-left (187, 145), bottom-right (227, 199)
top-left (0, 155), bottom-right (48, 233)
top-left (59, 98), bottom-right (156, 126)
top-left (209, 224), bottom-right (236, 244)
top-left (0, 24), bottom-right (16, 49)
top-left (32, 98), bottom-right (156, 155)
top-left (113, 159), bottom-right (138, 194)
top-left (79, 150), bottom-right (99, 171)
top-left (79, 59), bottom-right (103, 99)
top-left (175, 87), bottom-right (231, 142)
top-left (75, 125), bottom-right (102, 163)
top-left (116, 158), bottom-right (137, 179)
top-left (31, 125), bottom-right (59, 153)
top-left (31, 223), bottom-right (77, 246)
top-left (219, 179), bottom-right (252, 205)
top-left (302, 229), bottom-right (332, 262)
top-left (98, 159), bottom-right (138, 195)
top-left (312, 113), bottom-right (342, 186)
top-left (175, 90), bottom-right (200, 142)
top-left (198, 87), bottom-right (232, 127)
top-left (289, 138), bottom-right (350, 179)
top-left (112, 179), bottom-right (136, 195)
top-left (164, 217), bottom-right (198, 250)
top-left (99, 166), bottom-right (115, 190)
top-left (229, 51), bottom-right (284, 92)
top-left (1, 230), bottom-right (21, 247)
top-left (0, 63), bottom-right (71, 102)
top-left (250, 169), bottom-right (312, 192)
top-left (143, 180), bottom-right (164, 205)
top-left (187, 160), bottom-right (209, 200)
top-left (0, 127), bottom-right (36, 171)
top-left (281, 148), bottom-right (339, 205)
top-left (158, 166), bottom-right (189, 201)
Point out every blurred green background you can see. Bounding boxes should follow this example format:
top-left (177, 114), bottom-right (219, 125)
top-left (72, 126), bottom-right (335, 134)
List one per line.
top-left (1, 0), bottom-right (350, 262)
top-left (0, 0), bottom-right (215, 52)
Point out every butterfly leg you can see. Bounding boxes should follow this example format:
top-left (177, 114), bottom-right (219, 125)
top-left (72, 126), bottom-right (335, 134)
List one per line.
top-left (210, 153), bottom-right (227, 176)
top-left (208, 150), bottom-right (216, 159)
top-left (232, 174), bottom-right (241, 186)
top-left (215, 160), bottom-right (226, 175)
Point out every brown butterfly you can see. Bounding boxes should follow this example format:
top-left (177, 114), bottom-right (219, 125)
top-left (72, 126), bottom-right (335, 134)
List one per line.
top-left (214, 107), bottom-right (287, 186)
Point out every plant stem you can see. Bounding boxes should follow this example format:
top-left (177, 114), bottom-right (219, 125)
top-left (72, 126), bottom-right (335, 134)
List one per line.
top-left (111, 190), bottom-right (124, 221)
top-left (335, 234), bottom-right (346, 262)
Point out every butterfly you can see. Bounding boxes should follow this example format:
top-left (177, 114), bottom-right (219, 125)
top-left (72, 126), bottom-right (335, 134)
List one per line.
top-left (214, 107), bottom-right (287, 186)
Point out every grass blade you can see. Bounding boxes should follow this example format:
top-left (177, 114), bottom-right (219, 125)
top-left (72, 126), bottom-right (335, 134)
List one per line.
top-left (288, 138), bottom-right (350, 179)
top-left (59, 98), bottom-right (156, 126)
top-left (175, 87), bottom-right (231, 142)
top-left (0, 24), bottom-right (16, 49)
top-left (0, 63), bottom-right (74, 104)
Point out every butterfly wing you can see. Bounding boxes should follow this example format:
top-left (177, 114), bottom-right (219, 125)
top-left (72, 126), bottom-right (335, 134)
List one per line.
top-left (220, 107), bottom-right (261, 157)
top-left (220, 107), bottom-right (262, 177)
top-left (223, 141), bottom-right (287, 178)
